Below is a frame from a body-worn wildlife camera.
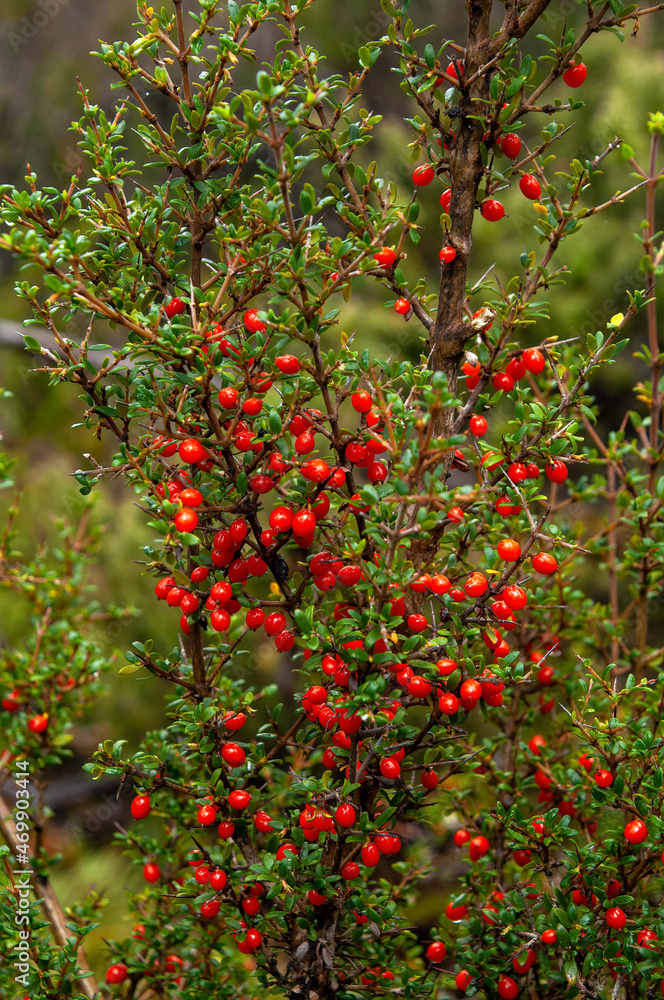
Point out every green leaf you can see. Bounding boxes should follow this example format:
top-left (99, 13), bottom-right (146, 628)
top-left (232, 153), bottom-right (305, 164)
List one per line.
top-left (505, 75), bottom-right (527, 98)
top-left (269, 409), bottom-right (283, 433)
top-left (358, 46), bottom-right (372, 69)
top-left (300, 185), bottom-right (314, 214)
top-left (177, 532), bottom-right (200, 546)
top-left (564, 959), bottom-right (577, 984)
top-left (120, 662), bottom-right (143, 675)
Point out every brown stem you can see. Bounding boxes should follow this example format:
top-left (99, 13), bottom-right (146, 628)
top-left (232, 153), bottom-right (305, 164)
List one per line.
top-left (173, 0), bottom-right (193, 107)
top-left (190, 620), bottom-right (208, 696)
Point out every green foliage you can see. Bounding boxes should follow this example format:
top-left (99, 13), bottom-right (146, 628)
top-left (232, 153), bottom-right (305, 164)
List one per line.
top-left (0, 1), bottom-right (664, 999)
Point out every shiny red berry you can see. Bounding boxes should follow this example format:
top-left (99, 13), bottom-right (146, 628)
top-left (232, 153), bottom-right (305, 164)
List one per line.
top-left (519, 174), bottom-right (541, 200)
top-left (481, 199), bottom-right (505, 221)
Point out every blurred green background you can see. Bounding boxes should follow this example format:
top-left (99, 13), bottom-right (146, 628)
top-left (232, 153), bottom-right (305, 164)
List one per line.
top-left (0, 0), bottom-right (663, 974)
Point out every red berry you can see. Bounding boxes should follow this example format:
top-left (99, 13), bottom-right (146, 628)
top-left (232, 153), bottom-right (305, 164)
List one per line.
top-left (505, 355), bottom-right (527, 381)
top-left (352, 390), bottom-right (372, 413)
top-left (218, 387), bottom-right (238, 408)
top-left (143, 862), bottom-right (161, 883)
top-left (198, 804), bottom-right (218, 826)
top-left (413, 164), bottom-right (435, 186)
top-left (492, 372), bottom-right (515, 392)
top-left (367, 461), bottom-right (388, 483)
top-left (210, 608), bottom-right (231, 632)
top-left (380, 756), bottom-right (401, 779)
top-left (523, 347), bottom-right (546, 374)
top-left (439, 245), bottom-right (457, 263)
top-left (498, 975), bottom-right (519, 999)
top-left (426, 941), bottom-right (447, 963)
top-left (481, 199), bottom-right (505, 221)
top-left (497, 539), bottom-right (521, 561)
top-left (244, 308), bottom-right (266, 333)
top-left (421, 768), bottom-right (438, 790)
top-left (606, 906), bottom-right (626, 930)
top-left (274, 630), bottom-right (294, 651)
top-left (464, 572), bottom-right (488, 598)
top-left (468, 835), bottom-right (490, 861)
top-left (265, 612), bottom-right (287, 636)
top-left (303, 459), bottom-right (330, 483)
top-left (166, 586), bottom-right (187, 608)
top-left (275, 354), bottom-right (300, 374)
top-left (209, 869), bottom-right (227, 891)
top-left (194, 865), bottom-right (210, 884)
top-left (594, 769), bottom-right (614, 788)
top-left (541, 929), bottom-right (557, 945)
top-left (131, 795), bottom-right (151, 820)
top-left (460, 678), bottom-right (482, 706)
top-left (528, 734), bottom-right (546, 756)
top-left (439, 692), bottom-right (460, 716)
top-left (221, 742), bottom-right (246, 766)
top-left (500, 132), bottom-right (521, 158)
top-left (519, 174), bottom-right (541, 200)
top-left (496, 496), bottom-right (521, 517)
top-left (341, 861), bottom-right (361, 880)
top-left (242, 396), bottom-right (262, 417)
top-left (336, 803), bottom-right (356, 827)
top-left (456, 970), bottom-right (472, 992)
top-left (394, 297), bottom-right (411, 315)
top-left (532, 552), bottom-right (558, 574)
top-left (430, 573), bottom-right (451, 594)
top-left (106, 963), bottom-right (128, 985)
top-left (174, 507), bottom-right (198, 533)
top-left (482, 451), bottom-right (504, 470)
top-left (407, 613), bottom-right (428, 633)
top-left (440, 189), bottom-right (452, 212)
top-left (179, 487), bottom-right (203, 507)
top-left (2, 688), bottom-right (21, 712)
top-left (563, 61), bottom-right (587, 87)
top-left (361, 842), bottom-right (380, 866)
top-left (28, 713), bottom-right (48, 733)
top-left (228, 790), bottom-right (252, 811)
top-left (469, 414), bottom-right (488, 436)
top-left (276, 842), bottom-right (299, 860)
top-left (503, 584), bottom-right (528, 610)
top-left (179, 438), bottom-right (206, 464)
top-left (244, 928), bottom-right (262, 950)
top-left (507, 461), bottom-right (527, 483)
top-left (295, 430), bottom-right (315, 455)
top-left (545, 459), bottom-right (568, 484)
top-left (445, 61), bottom-right (464, 82)
top-left (625, 818), bottom-right (648, 844)
top-left (200, 899), bottom-right (220, 918)
top-left (165, 296), bottom-right (185, 319)
top-left (373, 247), bottom-right (396, 267)
top-left (245, 608), bottom-right (266, 631)
top-left (637, 928), bottom-right (658, 948)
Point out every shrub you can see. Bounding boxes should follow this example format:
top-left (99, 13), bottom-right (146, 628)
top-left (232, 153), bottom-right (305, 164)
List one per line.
top-left (1, 1), bottom-right (664, 998)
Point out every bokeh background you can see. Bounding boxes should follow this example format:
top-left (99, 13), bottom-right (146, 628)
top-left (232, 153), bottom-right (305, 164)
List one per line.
top-left (1, 0), bottom-right (663, 974)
